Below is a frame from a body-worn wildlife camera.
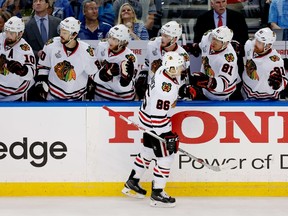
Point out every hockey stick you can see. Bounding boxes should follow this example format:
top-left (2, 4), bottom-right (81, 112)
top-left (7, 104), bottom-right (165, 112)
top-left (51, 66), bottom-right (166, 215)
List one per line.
top-left (103, 106), bottom-right (221, 172)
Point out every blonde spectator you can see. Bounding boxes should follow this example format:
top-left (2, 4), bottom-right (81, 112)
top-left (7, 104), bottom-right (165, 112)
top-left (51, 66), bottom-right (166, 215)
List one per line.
top-left (117, 3), bottom-right (149, 40)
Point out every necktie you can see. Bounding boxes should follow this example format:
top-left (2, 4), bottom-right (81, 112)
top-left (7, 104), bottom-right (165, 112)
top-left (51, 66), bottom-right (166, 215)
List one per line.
top-left (218, 15), bottom-right (223, 27)
top-left (40, 18), bottom-right (48, 43)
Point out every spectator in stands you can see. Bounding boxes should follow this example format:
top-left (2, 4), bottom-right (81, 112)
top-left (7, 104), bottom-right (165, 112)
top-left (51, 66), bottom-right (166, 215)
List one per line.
top-left (140, 0), bottom-right (156, 34)
top-left (23, 0), bottom-right (61, 60)
top-left (78, 0), bottom-right (112, 40)
top-left (268, 0), bottom-right (288, 41)
top-left (52, 0), bottom-right (75, 19)
top-left (78, 0), bottom-right (115, 26)
top-left (241, 27), bottom-right (287, 100)
top-left (0, 10), bottom-right (12, 32)
top-left (116, 3), bottom-right (149, 40)
top-left (113, 0), bottom-right (142, 21)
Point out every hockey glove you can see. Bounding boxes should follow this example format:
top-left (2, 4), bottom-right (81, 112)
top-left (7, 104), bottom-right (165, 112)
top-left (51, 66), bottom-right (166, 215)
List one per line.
top-left (160, 131), bottom-right (179, 153)
top-left (33, 75), bottom-right (49, 101)
top-left (182, 43), bottom-right (201, 57)
top-left (268, 70), bottom-right (282, 90)
top-left (6, 60), bottom-right (28, 76)
top-left (191, 72), bottom-right (217, 89)
top-left (283, 58), bottom-right (288, 71)
top-left (151, 59), bottom-right (162, 73)
top-left (86, 76), bottom-right (96, 101)
top-left (120, 59), bottom-right (134, 87)
top-left (231, 40), bottom-right (243, 57)
top-left (0, 54), bottom-right (7, 74)
top-left (178, 84), bottom-right (197, 99)
top-left (135, 70), bottom-right (148, 99)
top-left (99, 61), bottom-right (120, 82)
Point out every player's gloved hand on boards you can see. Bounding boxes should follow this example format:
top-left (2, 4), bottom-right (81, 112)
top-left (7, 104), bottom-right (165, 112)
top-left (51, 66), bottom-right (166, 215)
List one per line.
top-left (34, 75), bottom-right (49, 101)
top-left (160, 131), bottom-right (179, 153)
top-left (6, 60), bottom-right (28, 76)
top-left (182, 43), bottom-right (201, 57)
top-left (135, 70), bottom-right (148, 100)
top-left (99, 60), bottom-right (120, 82)
top-left (190, 72), bottom-right (217, 89)
top-left (268, 70), bottom-right (282, 90)
top-left (120, 58), bottom-right (134, 87)
top-left (86, 76), bottom-right (96, 101)
top-left (178, 84), bottom-right (197, 99)
top-left (151, 59), bottom-right (162, 73)
top-left (283, 58), bottom-right (288, 70)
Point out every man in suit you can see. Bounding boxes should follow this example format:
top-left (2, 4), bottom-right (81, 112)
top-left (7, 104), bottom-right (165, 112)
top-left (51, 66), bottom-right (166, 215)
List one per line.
top-left (23, 0), bottom-right (61, 62)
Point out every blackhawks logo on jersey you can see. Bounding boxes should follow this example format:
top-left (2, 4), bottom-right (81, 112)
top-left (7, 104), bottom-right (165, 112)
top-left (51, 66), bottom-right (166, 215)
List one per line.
top-left (162, 82), bottom-right (172, 92)
top-left (46, 38), bottom-right (54, 45)
top-left (125, 54), bottom-right (136, 62)
top-left (269, 55), bottom-right (280, 62)
top-left (246, 59), bottom-right (259, 80)
top-left (54, 60), bottom-right (76, 82)
top-left (224, 53), bottom-right (235, 62)
top-left (86, 46), bottom-right (94, 57)
top-left (20, 44), bottom-right (30, 51)
top-left (202, 56), bottom-right (215, 77)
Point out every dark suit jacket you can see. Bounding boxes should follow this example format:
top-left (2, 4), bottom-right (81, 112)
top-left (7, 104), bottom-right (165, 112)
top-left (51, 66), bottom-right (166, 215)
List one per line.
top-left (193, 8), bottom-right (249, 46)
top-left (23, 15), bottom-right (62, 60)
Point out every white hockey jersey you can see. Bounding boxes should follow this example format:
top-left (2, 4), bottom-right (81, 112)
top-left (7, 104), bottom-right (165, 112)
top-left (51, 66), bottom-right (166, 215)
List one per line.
top-left (0, 33), bottom-right (35, 101)
top-left (199, 31), bottom-right (239, 101)
top-left (38, 37), bottom-right (98, 101)
top-left (142, 37), bottom-right (190, 85)
top-left (241, 39), bottom-right (287, 100)
top-left (93, 41), bottom-right (138, 101)
top-left (139, 66), bottom-right (180, 135)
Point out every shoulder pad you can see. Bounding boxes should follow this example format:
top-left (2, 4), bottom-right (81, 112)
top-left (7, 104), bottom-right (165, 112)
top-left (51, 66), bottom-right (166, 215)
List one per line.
top-left (45, 38), bottom-right (54, 46)
top-left (86, 46), bottom-right (95, 57)
top-left (20, 43), bottom-right (31, 51)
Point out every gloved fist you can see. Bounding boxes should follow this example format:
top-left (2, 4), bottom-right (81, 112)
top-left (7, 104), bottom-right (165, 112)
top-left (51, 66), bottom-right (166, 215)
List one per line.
top-left (191, 72), bottom-right (216, 89)
top-left (120, 59), bottom-right (134, 87)
top-left (268, 70), bottom-right (282, 90)
top-left (178, 84), bottom-right (197, 99)
top-left (231, 40), bottom-right (243, 56)
top-left (0, 54), bottom-right (7, 73)
top-left (6, 60), bottom-right (28, 76)
top-left (34, 81), bottom-right (49, 101)
top-left (182, 43), bottom-right (201, 57)
top-left (99, 61), bottom-right (120, 82)
top-left (135, 70), bottom-right (148, 99)
top-left (151, 59), bottom-right (162, 73)
top-left (160, 131), bottom-right (179, 153)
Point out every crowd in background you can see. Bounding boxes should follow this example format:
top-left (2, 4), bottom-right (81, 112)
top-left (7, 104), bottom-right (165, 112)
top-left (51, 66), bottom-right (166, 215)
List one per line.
top-left (0, 0), bottom-right (287, 102)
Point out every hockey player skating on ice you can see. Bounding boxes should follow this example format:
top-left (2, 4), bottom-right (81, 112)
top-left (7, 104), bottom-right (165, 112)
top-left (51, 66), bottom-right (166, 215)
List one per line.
top-left (91, 24), bottom-right (138, 101)
top-left (190, 26), bottom-right (239, 100)
top-left (241, 27), bottom-right (287, 100)
top-left (0, 16), bottom-right (36, 101)
top-left (36, 17), bottom-right (98, 101)
top-left (122, 52), bottom-right (197, 208)
top-left (135, 21), bottom-right (190, 99)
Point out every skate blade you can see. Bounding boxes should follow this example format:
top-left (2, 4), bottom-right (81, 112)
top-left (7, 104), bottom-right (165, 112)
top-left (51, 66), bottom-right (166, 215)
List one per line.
top-left (121, 187), bottom-right (145, 199)
top-left (150, 199), bottom-right (176, 208)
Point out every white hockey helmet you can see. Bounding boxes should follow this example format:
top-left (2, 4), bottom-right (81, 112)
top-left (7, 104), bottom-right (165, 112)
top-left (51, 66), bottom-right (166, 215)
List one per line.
top-left (255, 27), bottom-right (276, 45)
top-left (60, 17), bottom-right (81, 34)
top-left (108, 24), bottom-right (130, 43)
top-left (162, 51), bottom-right (184, 77)
top-left (161, 21), bottom-right (182, 40)
top-left (4, 16), bottom-right (25, 33)
top-left (211, 26), bottom-right (233, 43)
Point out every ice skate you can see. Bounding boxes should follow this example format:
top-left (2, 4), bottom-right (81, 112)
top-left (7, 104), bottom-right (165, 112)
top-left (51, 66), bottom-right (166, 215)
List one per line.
top-left (122, 179), bottom-right (147, 199)
top-left (150, 188), bottom-right (176, 208)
